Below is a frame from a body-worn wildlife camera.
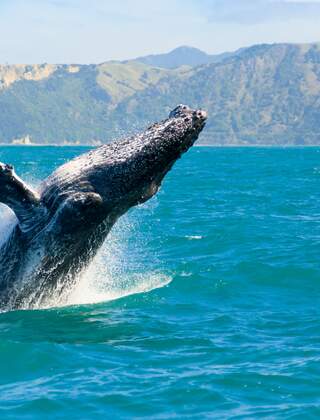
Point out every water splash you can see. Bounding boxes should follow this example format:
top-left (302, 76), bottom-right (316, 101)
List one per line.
top-left (66, 270), bottom-right (171, 307)
top-left (33, 201), bottom-right (171, 309)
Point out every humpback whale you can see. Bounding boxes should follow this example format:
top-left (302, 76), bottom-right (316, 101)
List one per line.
top-left (0, 105), bottom-right (207, 310)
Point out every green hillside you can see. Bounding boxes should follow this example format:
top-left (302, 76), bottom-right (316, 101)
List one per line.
top-left (1, 43), bottom-right (320, 145)
top-left (115, 43), bottom-right (320, 145)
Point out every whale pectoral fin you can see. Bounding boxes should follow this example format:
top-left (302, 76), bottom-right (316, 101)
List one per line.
top-left (52, 192), bottom-right (104, 235)
top-left (0, 162), bottom-right (44, 231)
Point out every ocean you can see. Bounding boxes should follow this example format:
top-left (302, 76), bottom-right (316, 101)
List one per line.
top-left (0, 146), bottom-right (319, 418)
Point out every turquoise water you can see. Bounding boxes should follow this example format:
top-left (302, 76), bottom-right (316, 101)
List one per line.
top-left (0, 146), bottom-right (320, 418)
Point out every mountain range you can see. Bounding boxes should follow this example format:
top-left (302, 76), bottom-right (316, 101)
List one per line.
top-left (0, 43), bottom-right (320, 145)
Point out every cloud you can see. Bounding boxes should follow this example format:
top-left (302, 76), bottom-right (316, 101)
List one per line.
top-left (196, 0), bottom-right (320, 24)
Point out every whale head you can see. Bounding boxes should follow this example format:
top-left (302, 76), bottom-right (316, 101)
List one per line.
top-left (41, 105), bottom-right (207, 230)
top-left (92, 104), bottom-right (207, 213)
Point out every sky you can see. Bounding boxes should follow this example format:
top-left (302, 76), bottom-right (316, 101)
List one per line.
top-left (1, 0), bottom-right (320, 63)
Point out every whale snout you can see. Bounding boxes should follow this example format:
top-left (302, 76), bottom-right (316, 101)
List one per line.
top-left (195, 109), bottom-right (207, 121)
top-left (169, 104), bottom-right (207, 129)
top-left (193, 109), bottom-right (207, 130)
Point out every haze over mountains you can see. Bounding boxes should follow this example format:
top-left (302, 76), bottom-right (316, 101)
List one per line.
top-left (0, 43), bottom-right (320, 145)
top-left (129, 46), bottom-right (239, 69)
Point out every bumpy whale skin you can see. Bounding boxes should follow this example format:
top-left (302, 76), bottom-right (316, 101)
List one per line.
top-left (0, 105), bottom-right (207, 310)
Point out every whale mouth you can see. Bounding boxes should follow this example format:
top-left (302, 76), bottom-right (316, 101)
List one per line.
top-left (138, 180), bottom-right (160, 204)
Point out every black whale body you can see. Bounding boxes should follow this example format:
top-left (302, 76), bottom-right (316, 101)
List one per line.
top-left (0, 105), bottom-right (206, 310)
